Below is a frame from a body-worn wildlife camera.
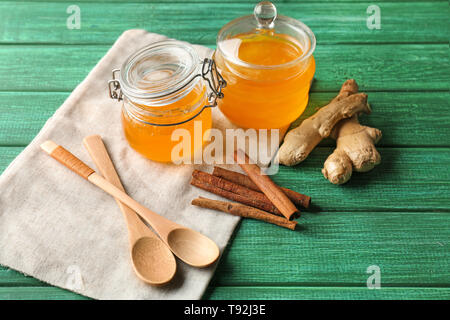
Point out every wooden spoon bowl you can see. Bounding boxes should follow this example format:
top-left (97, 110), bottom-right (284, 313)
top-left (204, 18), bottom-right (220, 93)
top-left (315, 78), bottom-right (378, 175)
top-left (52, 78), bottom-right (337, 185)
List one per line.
top-left (132, 237), bottom-right (176, 285)
top-left (167, 228), bottom-right (220, 268)
top-left (83, 135), bottom-right (177, 285)
top-left (41, 138), bottom-right (220, 270)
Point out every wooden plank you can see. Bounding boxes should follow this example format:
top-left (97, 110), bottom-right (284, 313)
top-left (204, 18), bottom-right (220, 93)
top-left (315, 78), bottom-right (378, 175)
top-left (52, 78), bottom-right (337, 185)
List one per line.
top-left (210, 212), bottom-right (450, 286)
top-left (0, 267), bottom-right (44, 287)
top-left (0, 44), bottom-right (447, 92)
top-left (1, 209), bottom-right (448, 288)
top-left (0, 146), bottom-right (449, 212)
top-left (275, 148), bottom-right (450, 212)
top-left (0, 287), bottom-right (88, 300)
top-left (0, 91), bottom-right (449, 147)
top-left (0, 285), bottom-right (447, 300)
top-left (0, 147), bottom-right (22, 170)
top-left (0, 2), bottom-right (447, 45)
top-left (0, 92), bottom-right (68, 146)
top-left (204, 286), bottom-right (450, 300)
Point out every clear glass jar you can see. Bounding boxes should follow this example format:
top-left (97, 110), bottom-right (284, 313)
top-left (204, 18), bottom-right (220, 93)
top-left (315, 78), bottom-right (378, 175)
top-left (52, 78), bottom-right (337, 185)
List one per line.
top-left (109, 40), bottom-right (224, 163)
top-left (214, 1), bottom-right (316, 130)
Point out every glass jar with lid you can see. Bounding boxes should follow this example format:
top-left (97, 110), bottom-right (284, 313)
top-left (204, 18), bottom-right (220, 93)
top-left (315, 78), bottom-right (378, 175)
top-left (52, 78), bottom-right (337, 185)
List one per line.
top-left (214, 1), bottom-right (316, 130)
top-left (109, 40), bottom-right (225, 163)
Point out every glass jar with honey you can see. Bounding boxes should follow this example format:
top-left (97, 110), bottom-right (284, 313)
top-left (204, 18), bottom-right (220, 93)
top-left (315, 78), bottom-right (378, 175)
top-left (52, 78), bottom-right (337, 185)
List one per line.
top-left (109, 40), bottom-right (225, 163)
top-left (214, 1), bottom-right (316, 130)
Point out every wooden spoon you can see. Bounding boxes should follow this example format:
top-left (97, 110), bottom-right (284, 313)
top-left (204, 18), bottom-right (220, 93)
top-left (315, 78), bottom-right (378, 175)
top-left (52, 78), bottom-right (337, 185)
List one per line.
top-left (83, 135), bottom-right (176, 285)
top-left (41, 140), bottom-right (220, 268)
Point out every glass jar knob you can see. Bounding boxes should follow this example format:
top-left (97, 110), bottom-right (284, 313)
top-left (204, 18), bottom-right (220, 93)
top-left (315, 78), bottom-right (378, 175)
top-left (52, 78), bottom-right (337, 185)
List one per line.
top-left (254, 1), bottom-right (277, 29)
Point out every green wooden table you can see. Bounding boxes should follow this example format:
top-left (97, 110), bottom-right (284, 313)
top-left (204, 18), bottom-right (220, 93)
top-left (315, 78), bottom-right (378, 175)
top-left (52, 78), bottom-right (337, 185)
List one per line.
top-left (0, 0), bottom-right (449, 300)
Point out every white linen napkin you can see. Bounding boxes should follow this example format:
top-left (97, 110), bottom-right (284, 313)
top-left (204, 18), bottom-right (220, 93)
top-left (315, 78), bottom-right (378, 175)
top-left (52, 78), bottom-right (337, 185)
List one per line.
top-left (0, 29), bottom-right (252, 300)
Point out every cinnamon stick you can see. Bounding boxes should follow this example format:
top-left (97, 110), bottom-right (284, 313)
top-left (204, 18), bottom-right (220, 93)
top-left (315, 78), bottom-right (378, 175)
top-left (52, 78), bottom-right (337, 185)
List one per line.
top-left (192, 169), bottom-right (282, 215)
top-left (192, 197), bottom-right (297, 230)
top-left (212, 166), bottom-right (311, 208)
top-left (234, 149), bottom-right (299, 220)
top-left (190, 178), bottom-right (282, 216)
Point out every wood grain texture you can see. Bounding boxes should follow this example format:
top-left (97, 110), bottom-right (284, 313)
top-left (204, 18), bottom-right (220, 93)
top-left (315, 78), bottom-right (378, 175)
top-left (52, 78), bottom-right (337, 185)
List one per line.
top-left (1, 209), bottom-right (448, 288)
top-left (0, 287), bottom-right (88, 300)
top-left (0, 92), bottom-right (68, 146)
top-left (1, 207), bottom-right (448, 296)
top-left (210, 212), bottom-right (450, 286)
top-left (0, 285), bottom-right (448, 300)
top-left (1, 206), bottom-right (449, 297)
top-left (0, 44), bottom-right (447, 93)
top-left (0, 2), bottom-right (447, 44)
top-left (0, 0), bottom-right (448, 301)
top-left (1, 92), bottom-right (449, 147)
top-left (0, 267), bottom-right (44, 287)
top-left (204, 286), bottom-right (450, 300)
top-left (274, 148), bottom-right (450, 212)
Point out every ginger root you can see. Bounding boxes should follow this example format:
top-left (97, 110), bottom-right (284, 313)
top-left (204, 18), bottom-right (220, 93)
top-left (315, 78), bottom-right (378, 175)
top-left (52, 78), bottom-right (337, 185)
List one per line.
top-left (278, 79), bottom-right (371, 166)
top-left (322, 115), bottom-right (382, 184)
top-left (321, 80), bottom-right (382, 184)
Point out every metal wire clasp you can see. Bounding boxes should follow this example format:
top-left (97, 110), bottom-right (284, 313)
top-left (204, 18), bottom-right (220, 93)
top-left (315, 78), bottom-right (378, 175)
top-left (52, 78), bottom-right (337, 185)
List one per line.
top-left (108, 69), bottom-right (123, 101)
top-left (201, 58), bottom-right (226, 107)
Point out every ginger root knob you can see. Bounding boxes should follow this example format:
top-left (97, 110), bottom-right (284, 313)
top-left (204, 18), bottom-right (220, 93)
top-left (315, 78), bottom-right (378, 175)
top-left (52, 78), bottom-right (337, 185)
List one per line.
top-left (322, 115), bottom-right (382, 184)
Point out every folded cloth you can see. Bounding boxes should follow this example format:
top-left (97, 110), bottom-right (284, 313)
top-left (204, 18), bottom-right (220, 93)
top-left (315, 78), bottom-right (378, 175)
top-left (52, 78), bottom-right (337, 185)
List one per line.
top-left (0, 29), bottom-right (252, 300)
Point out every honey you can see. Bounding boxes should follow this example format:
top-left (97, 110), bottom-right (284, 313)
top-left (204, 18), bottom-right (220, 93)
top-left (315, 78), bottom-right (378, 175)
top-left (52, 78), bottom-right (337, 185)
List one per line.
top-left (109, 40), bottom-right (222, 163)
top-left (236, 33), bottom-right (303, 66)
top-left (215, 32), bottom-right (315, 130)
top-left (214, 1), bottom-right (316, 130)
top-left (122, 83), bottom-right (211, 163)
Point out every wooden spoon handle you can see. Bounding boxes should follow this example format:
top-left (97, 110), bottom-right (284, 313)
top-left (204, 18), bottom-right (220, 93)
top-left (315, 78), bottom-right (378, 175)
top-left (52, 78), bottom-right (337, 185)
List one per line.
top-left (41, 140), bottom-right (173, 239)
top-left (83, 135), bottom-right (126, 192)
top-left (41, 140), bottom-right (94, 179)
top-left (83, 135), bottom-right (151, 242)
